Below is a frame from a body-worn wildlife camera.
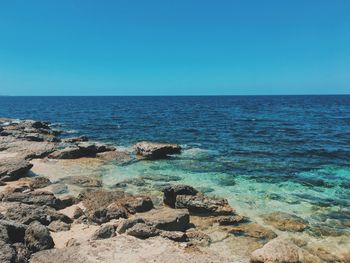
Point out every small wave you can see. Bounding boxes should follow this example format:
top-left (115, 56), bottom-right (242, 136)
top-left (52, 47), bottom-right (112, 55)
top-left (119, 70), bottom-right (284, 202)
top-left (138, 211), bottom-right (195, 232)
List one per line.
top-left (64, 129), bottom-right (78, 134)
top-left (181, 147), bottom-right (218, 158)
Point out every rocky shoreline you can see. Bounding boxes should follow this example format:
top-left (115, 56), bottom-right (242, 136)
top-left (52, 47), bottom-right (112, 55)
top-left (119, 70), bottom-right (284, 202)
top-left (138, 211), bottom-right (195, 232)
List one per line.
top-left (0, 118), bottom-right (349, 263)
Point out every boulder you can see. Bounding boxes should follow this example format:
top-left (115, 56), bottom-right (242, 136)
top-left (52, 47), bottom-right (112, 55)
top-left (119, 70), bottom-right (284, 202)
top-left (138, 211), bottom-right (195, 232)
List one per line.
top-left (0, 158), bottom-right (33, 181)
top-left (262, 212), bottom-right (309, 232)
top-left (13, 242), bottom-right (31, 263)
top-left (48, 220), bottom-right (71, 232)
top-left (91, 225), bottom-right (116, 240)
top-left (175, 194), bottom-right (234, 215)
top-left (116, 218), bottom-right (145, 234)
top-left (0, 240), bottom-right (15, 263)
top-left (163, 185), bottom-right (198, 208)
top-left (108, 195), bottom-right (153, 214)
top-left (250, 238), bottom-right (299, 263)
top-left (5, 204), bottom-right (72, 225)
top-left (126, 223), bottom-right (160, 239)
top-left (25, 221), bottom-right (54, 252)
top-left (96, 150), bottom-right (132, 164)
top-left (141, 207), bottom-right (190, 232)
top-left (0, 219), bottom-right (27, 243)
top-left (134, 141), bottom-right (181, 159)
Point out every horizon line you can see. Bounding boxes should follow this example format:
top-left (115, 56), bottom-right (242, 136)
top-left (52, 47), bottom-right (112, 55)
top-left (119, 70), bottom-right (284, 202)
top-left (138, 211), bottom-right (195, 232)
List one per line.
top-left (1, 94), bottom-right (350, 97)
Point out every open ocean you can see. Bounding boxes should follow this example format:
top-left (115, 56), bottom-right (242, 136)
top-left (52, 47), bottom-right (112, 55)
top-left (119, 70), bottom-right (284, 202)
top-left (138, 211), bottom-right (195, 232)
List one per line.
top-left (1, 95), bottom-right (350, 237)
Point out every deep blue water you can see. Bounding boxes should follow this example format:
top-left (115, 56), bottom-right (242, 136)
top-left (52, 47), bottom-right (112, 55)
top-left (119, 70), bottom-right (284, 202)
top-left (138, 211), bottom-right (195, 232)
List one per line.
top-left (1, 95), bottom-right (350, 230)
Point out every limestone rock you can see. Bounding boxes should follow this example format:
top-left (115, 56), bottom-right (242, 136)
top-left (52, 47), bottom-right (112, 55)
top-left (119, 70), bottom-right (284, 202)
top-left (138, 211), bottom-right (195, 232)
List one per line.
top-left (134, 141), bottom-right (181, 159)
top-left (163, 184), bottom-right (198, 208)
top-left (250, 238), bottom-right (299, 263)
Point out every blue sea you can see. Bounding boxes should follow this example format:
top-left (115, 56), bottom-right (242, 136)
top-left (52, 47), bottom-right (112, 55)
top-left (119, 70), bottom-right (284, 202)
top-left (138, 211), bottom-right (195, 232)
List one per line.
top-left (1, 95), bottom-right (350, 237)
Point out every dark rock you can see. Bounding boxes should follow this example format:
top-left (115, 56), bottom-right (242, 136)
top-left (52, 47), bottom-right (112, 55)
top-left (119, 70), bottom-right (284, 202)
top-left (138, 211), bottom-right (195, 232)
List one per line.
top-left (73, 207), bottom-right (84, 219)
top-left (162, 185), bottom-right (198, 208)
top-left (0, 158), bottom-right (33, 181)
top-left (114, 196), bottom-right (153, 214)
top-left (250, 238), bottom-right (299, 263)
top-left (91, 224), bottom-right (116, 240)
top-left (25, 221), bottom-right (54, 252)
top-left (134, 141), bottom-right (181, 159)
top-left (175, 194), bottom-right (234, 215)
top-left (49, 142), bottom-right (115, 159)
top-left (217, 215), bottom-right (248, 226)
top-left (13, 242), bottom-right (31, 263)
top-left (0, 219), bottom-right (27, 243)
top-left (263, 212), bottom-right (309, 232)
top-left (142, 207), bottom-right (190, 232)
top-left (0, 240), bottom-right (15, 263)
top-left (160, 231), bottom-right (188, 242)
top-left (62, 136), bottom-right (88, 143)
top-left (126, 223), bottom-right (160, 239)
top-left (5, 204), bottom-right (72, 225)
top-left (48, 220), bottom-right (71, 232)
top-left (116, 218), bottom-right (145, 234)
top-left (2, 190), bottom-right (60, 208)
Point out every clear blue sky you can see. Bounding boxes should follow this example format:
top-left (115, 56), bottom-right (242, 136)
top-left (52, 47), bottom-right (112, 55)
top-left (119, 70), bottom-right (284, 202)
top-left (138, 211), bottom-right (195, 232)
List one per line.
top-left (0, 0), bottom-right (349, 95)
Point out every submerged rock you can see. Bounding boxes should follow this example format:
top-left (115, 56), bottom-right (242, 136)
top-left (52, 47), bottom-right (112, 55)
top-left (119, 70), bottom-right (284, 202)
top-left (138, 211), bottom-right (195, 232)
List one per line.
top-left (250, 238), bottom-right (299, 263)
top-left (263, 212), bottom-right (309, 232)
top-left (60, 176), bottom-right (102, 188)
top-left (134, 141), bottom-right (181, 159)
top-left (25, 221), bottom-right (54, 252)
top-left (163, 185), bottom-right (198, 208)
top-left (224, 223), bottom-right (277, 241)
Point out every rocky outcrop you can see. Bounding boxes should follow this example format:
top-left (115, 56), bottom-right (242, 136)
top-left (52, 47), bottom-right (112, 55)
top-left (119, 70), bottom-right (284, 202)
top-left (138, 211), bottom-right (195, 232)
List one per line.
top-left (262, 212), bottom-right (309, 232)
top-left (175, 194), bottom-right (234, 215)
top-left (134, 141), bottom-right (181, 159)
top-left (141, 207), bottom-right (190, 232)
top-left (163, 185), bottom-right (198, 208)
top-left (250, 238), bottom-right (299, 263)
top-left (5, 204), bottom-right (72, 225)
top-left (49, 142), bottom-right (115, 159)
top-left (0, 158), bottom-right (33, 182)
top-left (25, 221), bottom-right (54, 252)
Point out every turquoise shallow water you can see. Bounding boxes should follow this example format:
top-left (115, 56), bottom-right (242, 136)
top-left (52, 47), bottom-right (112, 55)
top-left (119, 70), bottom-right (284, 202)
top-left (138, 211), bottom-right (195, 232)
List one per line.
top-left (1, 95), bottom-right (350, 237)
